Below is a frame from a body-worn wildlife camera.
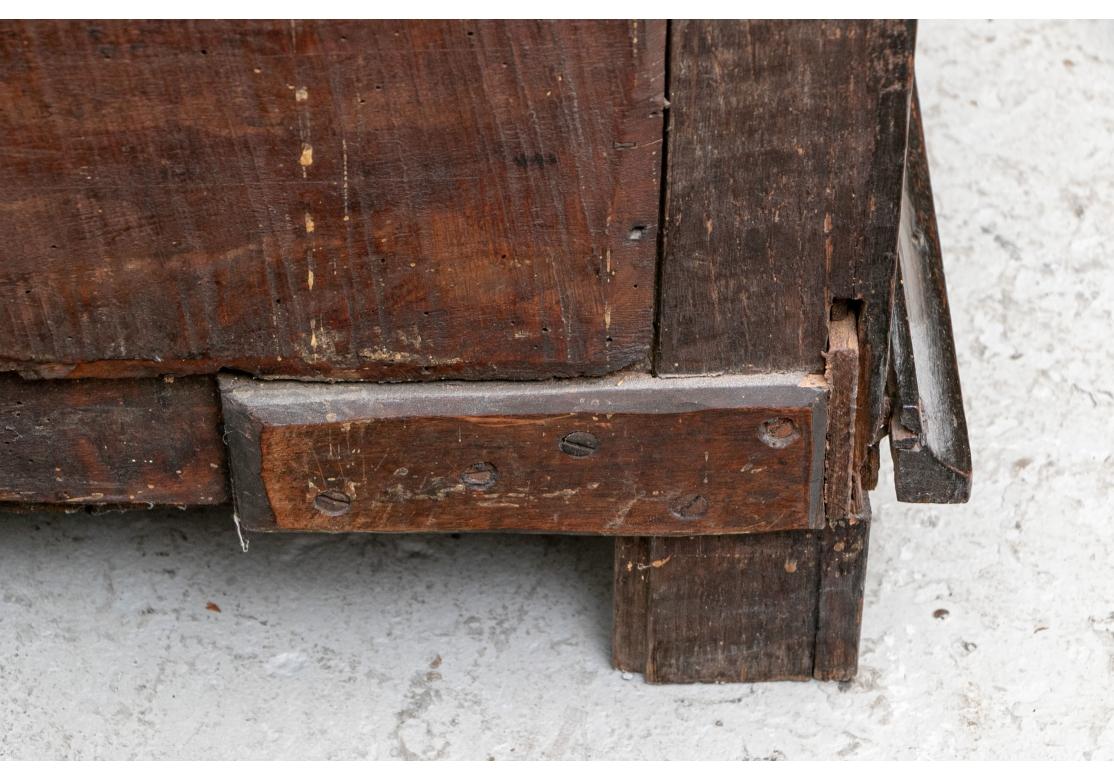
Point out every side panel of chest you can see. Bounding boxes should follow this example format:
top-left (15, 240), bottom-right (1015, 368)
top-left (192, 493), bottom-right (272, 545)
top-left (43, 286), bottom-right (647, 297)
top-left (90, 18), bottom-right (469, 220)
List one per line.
top-left (0, 21), bottom-right (664, 381)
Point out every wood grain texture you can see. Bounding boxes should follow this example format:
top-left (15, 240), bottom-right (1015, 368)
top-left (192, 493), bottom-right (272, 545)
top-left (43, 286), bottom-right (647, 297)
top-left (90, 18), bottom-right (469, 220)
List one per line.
top-left (813, 304), bottom-right (871, 680)
top-left (824, 303), bottom-right (861, 521)
top-left (0, 374), bottom-right (227, 505)
top-left (613, 532), bottom-right (821, 683)
top-left (656, 20), bottom-right (914, 483)
top-left (614, 497), bottom-right (874, 683)
top-left (220, 372), bottom-right (826, 535)
top-left (889, 85), bottom-right (972, 503)
top-left (0, 20), bottom-right (664, 381)
top-left (614, 19), bottom-right (910, 683)
top-left (814, 493), bottom-right (871, 681)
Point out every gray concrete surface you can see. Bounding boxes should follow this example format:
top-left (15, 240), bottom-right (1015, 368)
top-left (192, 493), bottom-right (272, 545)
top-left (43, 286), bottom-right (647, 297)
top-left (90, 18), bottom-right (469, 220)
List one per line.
top-left (3, 20), bottom-right (1113, 759)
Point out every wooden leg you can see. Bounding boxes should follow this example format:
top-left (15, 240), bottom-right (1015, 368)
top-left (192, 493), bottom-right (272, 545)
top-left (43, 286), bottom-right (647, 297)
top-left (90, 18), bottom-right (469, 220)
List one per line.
top-left (614, 533), bottom-right (821, 683)
top-left (814, 495), bottom-right (872, 681)
top-left (613, 498), bottom-right (871, 684)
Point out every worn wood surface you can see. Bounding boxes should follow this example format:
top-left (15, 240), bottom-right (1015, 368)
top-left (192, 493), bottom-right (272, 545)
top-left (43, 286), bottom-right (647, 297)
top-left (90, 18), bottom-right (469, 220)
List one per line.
top-left (615, 303), bottom-right (873, 682)
top-left (617, 19), bottom-right (915, 680)
top-left (613, 533), bottom-right (821, 683)
top-left (0, 374), bottom-right (227, 505)
top-left (889, 86), bottom-right (972, 504)
top-left (656, 20), bottom-right (914, 487)
top-left (0, 20), bottom-right (664, 381)
top-left (814, 493), bottom-right (871, 681)
top-left (813, 305), bottom-right (872, 679)
top-left (220, 373), bottom-right (825, 535)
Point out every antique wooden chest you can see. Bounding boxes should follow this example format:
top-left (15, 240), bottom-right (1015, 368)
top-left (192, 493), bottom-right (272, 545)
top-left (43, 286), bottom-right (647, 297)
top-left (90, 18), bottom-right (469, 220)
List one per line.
top-left (0, 20), bottom-right (970, 682)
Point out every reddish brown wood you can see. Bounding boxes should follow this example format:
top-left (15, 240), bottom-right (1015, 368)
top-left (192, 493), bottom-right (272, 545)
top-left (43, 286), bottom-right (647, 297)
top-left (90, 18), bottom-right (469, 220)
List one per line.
top-left (0, 21), bottom-right (664, 381)
top-left (0, 21), bottom-right (967, 688)
top-left (220, 373), bottom-right (826, 535)
top-left (823, 303), bottom-right (861, 521)
top-left (0, 374), bottom-right (227, 505)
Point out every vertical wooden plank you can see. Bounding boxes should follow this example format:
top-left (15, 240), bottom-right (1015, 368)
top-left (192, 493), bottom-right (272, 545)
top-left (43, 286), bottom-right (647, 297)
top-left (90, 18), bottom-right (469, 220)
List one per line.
top-left (814, 306), bottom-right (871, 679)
top-left (824, 304), bottom-right (862, 520)
top-left (615, 20), bottom-right (913, 683)
top-left (814, 495), bottom-right (872, 681)
top-left (656, 19), bottom-right (914, 480)
top-left (645, 534), bottom-right (821, 683)
top-left (889, 86), bottom-right (973, 503)
top-left (612, 537), bottom-right (652, 671)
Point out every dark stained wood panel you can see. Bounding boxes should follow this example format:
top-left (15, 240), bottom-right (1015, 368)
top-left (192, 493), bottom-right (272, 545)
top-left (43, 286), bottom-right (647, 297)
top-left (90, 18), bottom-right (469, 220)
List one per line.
top-left (814, 494), bottom-right (871, 681)
top-left (813, 303), bottom-right (872, 680)
top-left (889, 86), bottom-right (972, 504)
top-left (0, 375), bottom-right (228, 505)
top-left (656, 20), bottom-right (914, 474)
top-left (220, 372), bottom-right (826, 535)
top-left (0, 20), bottom-right (665, 381)
top-left (613, 532), bottom-right (821, 683)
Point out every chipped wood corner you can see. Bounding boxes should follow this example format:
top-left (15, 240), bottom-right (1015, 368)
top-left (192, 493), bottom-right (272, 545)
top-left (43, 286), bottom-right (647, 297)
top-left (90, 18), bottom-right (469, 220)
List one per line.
top-left (824, 302), bottom-right (863, 525)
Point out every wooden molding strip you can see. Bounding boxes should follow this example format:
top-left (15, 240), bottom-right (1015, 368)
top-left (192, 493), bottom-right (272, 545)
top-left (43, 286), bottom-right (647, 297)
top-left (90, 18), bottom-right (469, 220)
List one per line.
top-left (220, 372), bottom-right (827, 535)
top-left (888, 86), bottom-right (972, 504)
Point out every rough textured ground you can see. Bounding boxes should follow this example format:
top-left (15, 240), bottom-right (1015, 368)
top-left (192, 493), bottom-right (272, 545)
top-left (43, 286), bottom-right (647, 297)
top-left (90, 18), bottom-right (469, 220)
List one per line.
top-left (2, 21), bottom-right (1113, 759)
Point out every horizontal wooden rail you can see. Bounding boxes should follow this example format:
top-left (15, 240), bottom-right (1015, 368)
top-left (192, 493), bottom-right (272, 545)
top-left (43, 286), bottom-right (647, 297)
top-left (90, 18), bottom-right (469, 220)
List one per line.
top-left (220, 372), bottom-right (827, 536)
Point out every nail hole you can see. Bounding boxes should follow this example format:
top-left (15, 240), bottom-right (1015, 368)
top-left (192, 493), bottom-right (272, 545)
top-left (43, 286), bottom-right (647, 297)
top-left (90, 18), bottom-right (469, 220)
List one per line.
top-left (461, 462), bottom-right (498, 490)
top-left (758, 417), bottom-right (801, 449)
top-left (670, 494), bottom-right (708, 521)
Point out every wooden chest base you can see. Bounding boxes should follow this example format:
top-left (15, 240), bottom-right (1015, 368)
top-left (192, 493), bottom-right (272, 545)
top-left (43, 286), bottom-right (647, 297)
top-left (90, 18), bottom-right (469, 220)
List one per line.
top-left (0, 20), bottom-right (970, 685)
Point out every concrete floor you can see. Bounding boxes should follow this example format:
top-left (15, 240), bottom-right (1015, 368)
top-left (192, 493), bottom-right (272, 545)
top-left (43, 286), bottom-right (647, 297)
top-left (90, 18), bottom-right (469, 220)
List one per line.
top-left (3, 20), bottom-right (1113, 759)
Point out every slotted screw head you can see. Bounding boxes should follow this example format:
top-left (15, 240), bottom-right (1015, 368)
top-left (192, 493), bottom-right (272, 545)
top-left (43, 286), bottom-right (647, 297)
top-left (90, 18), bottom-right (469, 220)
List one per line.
top-left (313, 489), bottom-right (352, 516)
top-left (559, 431), bottom-right (599, 457)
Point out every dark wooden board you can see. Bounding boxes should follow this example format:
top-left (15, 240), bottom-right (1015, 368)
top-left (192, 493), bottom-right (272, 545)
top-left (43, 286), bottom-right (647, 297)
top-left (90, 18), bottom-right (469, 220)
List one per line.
top-left (814, 493), bottom-right (871, 681)
top-left (0, 20), bottom-right (664, 381)
top-left (220, 372), bottom-right (826, 535)
top-left (614, 533), bottom-right (821, 683)
top-left (656, 20), bottom-right (914, 483)
top-left (889, 86), bottom-right (972, 503)
top-left (0, 374), bottom-right (228, 505)
top-left (814, 305), bottom-right (870, 680)
top-left (620, 19), bottom-right (917, 680)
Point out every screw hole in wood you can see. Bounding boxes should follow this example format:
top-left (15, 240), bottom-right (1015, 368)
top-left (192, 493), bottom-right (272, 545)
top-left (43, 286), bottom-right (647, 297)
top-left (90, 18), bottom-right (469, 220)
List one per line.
top-left (461, 462), bottom-right (498, 490)
top-left (758, 417), bottom-right (801, 449)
